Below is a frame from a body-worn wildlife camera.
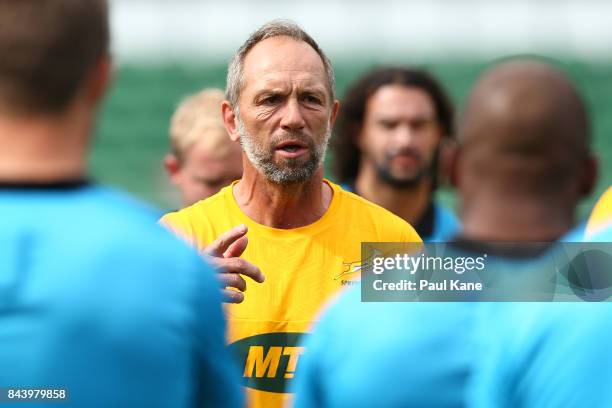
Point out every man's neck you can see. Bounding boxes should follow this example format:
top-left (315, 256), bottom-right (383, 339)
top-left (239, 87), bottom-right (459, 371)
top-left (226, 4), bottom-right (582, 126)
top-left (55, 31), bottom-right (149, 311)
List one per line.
top-left (460, 193), bottom-right (575, 241)
top-left (233, 163), bottom-right (332, 229)
top-left (0, 113), bottom-right (88, 182)
top-left (355, 163), bottom-right (432, 226)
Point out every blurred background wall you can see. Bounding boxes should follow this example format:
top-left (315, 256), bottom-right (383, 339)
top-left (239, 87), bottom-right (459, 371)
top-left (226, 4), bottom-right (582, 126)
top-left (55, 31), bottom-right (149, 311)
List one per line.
top-left (94, 0), bottom-right (612, 214)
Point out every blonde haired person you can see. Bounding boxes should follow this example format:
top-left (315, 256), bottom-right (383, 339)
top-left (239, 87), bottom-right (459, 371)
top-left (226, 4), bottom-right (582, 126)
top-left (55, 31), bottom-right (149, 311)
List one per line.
top-left (165, 88), bottom-right (243, 207)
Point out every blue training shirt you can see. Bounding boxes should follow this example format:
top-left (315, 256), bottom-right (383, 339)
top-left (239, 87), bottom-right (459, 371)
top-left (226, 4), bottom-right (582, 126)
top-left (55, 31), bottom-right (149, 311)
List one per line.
top-left (292, 293), bottom-right (479, 408)
top-left (469, 226), bottom-right (612, 408)
top-left (469, 302), bottom-right (612, 408)
top-left (469, 226), bottom-right (612, 407)
top-left (0, 183), bottom-right (242, 408)
top-left (430, 203), bottom-right (461, 242)
top-left (292, 226), bottom-right (612, 408)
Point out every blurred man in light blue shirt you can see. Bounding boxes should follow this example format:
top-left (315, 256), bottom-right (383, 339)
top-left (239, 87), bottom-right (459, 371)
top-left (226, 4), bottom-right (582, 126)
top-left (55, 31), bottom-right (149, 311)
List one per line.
top-left (333, 67), bottom-right (460, 242)
top-left (0, 1), bottom-right (242, 406)
top-left (292, 60), bottom-right (606, 408)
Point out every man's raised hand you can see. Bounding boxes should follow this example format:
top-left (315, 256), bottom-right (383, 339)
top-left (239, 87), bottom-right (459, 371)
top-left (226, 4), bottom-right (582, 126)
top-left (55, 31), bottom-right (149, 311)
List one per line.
top-left (204, 224), bottom-right (265, 303)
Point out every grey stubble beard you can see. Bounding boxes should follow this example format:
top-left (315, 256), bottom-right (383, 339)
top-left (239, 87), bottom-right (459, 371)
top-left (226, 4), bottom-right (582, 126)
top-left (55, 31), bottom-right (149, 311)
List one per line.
top-left (236, 115), bottom-right (331, 185)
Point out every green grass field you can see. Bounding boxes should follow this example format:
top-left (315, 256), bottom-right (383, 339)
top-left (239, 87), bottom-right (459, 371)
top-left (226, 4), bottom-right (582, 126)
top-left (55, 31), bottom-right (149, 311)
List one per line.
top-left (92, 59), bottom-right (611, 217)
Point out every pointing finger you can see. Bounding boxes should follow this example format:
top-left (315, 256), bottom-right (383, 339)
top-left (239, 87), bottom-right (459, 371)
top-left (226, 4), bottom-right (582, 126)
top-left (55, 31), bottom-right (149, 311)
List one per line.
top-left (205, 224), bottom-right (248, 257)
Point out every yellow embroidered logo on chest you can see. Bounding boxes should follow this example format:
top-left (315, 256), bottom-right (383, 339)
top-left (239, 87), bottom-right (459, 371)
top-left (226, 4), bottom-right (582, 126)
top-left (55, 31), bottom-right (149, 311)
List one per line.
top-left (335, 249), bottom-right (381, 280)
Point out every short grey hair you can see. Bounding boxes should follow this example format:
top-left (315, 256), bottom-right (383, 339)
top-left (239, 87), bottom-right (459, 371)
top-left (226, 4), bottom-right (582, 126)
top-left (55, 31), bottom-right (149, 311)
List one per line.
top-left (226, 20), bottom-right (336, 110)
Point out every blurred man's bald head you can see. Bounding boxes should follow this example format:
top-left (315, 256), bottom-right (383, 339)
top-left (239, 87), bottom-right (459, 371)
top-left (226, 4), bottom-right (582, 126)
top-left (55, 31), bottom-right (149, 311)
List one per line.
top-left (459, 60), bottom-right (592, 198)
top-left (456, 60), bottom-right (596, 240)
top-left (461, 60), bottom-right (589, 147)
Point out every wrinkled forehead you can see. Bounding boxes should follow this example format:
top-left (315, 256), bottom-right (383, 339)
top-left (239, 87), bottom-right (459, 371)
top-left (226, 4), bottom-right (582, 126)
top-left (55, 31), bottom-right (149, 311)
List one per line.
top-left (241, 36), bottom-right (330, 96)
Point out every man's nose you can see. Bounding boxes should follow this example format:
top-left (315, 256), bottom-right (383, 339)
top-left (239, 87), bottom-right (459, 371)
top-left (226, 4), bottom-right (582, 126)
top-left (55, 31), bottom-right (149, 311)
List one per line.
top-left (393, 124), bottom-right (415, 148)
top-left (280, 98), bottom-right (306, 131)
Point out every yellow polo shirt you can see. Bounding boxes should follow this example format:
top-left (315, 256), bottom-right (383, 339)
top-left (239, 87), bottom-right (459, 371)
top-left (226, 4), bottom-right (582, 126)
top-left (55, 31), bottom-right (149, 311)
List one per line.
top-left (160, 180), bottom-right (421, 408)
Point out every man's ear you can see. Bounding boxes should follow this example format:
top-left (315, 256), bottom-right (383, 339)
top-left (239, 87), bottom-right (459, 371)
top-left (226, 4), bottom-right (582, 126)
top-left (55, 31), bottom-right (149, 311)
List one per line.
top-left (447, 141), bottom-right (461, 189)
top-left (86, 53), bottom-right (113, 107)
top-left (580, 155), bottom-right (598, 198)
top-left (164, 153), bottom-right (182, 185)
top-left (222, 101), bottom-right (240, 142)
top-left (329, 99), bottom-right (340, 129)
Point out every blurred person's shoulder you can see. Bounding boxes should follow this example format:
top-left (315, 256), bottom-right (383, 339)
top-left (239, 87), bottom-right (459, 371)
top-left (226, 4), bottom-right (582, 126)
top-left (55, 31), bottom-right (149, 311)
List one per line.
top-left (470, 223), bottom-right (612, 406)
top-left (1, 182), bottom-right (218, 312)
top-left (51, 184), bottom-right (209, 274)
top-left (332, 181), bottom-right (422, 242)
top-left (429, 203), bottom-right (461, 242)
top-left (297, 283), bottom-right (479, 408)
top-left (1, 182), bottom-right (164, 236)
top-left (82, 186), bottom-right (219, 312)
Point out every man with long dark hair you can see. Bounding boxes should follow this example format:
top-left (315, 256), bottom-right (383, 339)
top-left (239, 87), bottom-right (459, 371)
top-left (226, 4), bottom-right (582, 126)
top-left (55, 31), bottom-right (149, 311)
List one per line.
top-left (333, 67), bottom-right (459, 241)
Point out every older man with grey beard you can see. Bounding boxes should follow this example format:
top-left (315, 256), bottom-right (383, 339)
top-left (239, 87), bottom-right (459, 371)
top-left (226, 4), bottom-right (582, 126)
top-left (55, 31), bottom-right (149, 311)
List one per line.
top-left (160, 19), bottom-right (421, 408)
